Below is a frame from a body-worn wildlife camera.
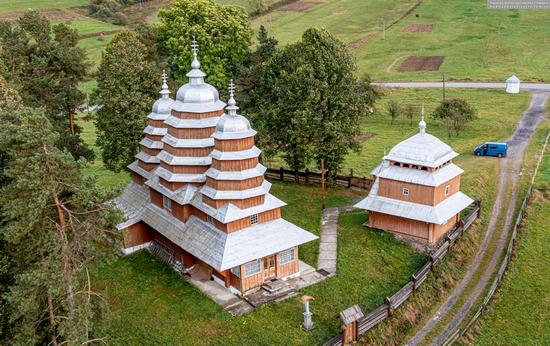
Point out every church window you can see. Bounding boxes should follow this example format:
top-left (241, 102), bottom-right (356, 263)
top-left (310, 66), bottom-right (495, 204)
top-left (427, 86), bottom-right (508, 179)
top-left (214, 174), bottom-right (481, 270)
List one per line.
top-left (402, 188), bottom-right (410, 196)
top-left (279, 248), bottom-right (295, 264)
top-left (250, 213), bottom-right (259, 225)
top-left (445, 185), bottom-right (450, 195)
top-left (244, 259), bottom-right (261, 277)
top-left (206, 215), bottom-right (214, 224)
top-left (162, 196), bottom-right (172, 211)
top-left (231, 266), bottom-right (241, 278)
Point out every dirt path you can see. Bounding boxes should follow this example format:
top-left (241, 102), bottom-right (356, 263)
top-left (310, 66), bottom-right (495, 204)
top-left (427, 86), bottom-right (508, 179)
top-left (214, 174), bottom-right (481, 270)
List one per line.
top-left (406, 91), bottom-right (550, 346)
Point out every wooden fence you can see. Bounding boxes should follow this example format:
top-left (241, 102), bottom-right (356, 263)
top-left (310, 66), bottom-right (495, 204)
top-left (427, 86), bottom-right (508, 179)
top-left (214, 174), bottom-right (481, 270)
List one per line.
top-left (265, 167), bottom-right (373, 191)
top-left (324, 200), bottom-right (482, 346)
top-left (441, 131), bottom-right (550, 346)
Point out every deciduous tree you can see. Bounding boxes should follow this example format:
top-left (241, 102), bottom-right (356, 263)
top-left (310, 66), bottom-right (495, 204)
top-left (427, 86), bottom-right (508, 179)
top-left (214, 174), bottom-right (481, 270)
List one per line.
top-left (0, 107), bottom-right (119, 345)
top-left (156, 0), bottom-right (252, 90)
top-left (93, 30), bottom-right (159, 172)
top-left (432, 97), bottom-right (477, 137)
top-left (251, 28), bottom-right (378, 176)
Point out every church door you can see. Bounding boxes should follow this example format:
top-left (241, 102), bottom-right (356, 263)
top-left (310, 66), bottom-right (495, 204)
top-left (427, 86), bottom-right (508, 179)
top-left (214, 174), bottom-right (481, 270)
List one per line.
top-left (262, 255), bottom-right (276, 280)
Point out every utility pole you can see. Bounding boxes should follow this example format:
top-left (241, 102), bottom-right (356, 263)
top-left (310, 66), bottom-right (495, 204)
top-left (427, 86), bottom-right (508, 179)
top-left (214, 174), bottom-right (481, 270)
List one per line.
top-left (321, 159), bottom-right (325, 210)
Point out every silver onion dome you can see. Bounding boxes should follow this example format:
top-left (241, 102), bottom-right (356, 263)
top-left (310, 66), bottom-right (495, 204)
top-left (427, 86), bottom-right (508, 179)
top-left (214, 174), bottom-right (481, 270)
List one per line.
top-left (175, 40), bottom-right (222, 108)
top-left (213, 80), bottom-right (256, 140)
top-left (151, 70), bottom-right (174, 115)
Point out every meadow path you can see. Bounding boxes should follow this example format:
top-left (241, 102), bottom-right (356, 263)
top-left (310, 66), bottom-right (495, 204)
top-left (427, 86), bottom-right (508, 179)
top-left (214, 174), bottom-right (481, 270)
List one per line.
top-left (402, 91), bottom-right (550, 345)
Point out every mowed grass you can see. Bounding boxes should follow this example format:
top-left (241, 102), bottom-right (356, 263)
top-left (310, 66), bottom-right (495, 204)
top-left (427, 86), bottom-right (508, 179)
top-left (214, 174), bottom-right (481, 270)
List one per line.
top-left (252, 0), bottom-right (419, 45)
top-left (251, 0), bottom-right (550, 82)
top-left (356, 0), bottom-right (550, 82)
top-left (0, 0), bottom-right (88, 13)
top-left (472, 146), bottom-right (550, 345)
top-left (94, 201), bottom-right (426, 345)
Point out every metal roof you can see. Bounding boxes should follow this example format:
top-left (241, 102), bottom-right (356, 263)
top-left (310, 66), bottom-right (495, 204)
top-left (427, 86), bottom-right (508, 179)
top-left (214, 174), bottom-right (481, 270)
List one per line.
top-left (127, 160), bottom-right (153, 181)
top-left (140, 137), bottom-right (163, 150)
top-left (210, 147), bottom-right (260, 161)
top-left (157, 150), bottom-right (211, 166)
top-left (191, 192), bottom-right (286, 223)
top-left (205, 164), bottom-right (266, 181)
top-left (200, 180), bottom-right (271, 200)
top-left (145, 175), bottom-right (197, 205)
top-left (143, 125), bottom-right (167, 136)
top-left (113, 182), bottom-right (150, 230)
top-left (384, 121), bottom-right (458, 168)
top-left (155, 166), bottom-right (205, 183)
top-left (375, 162), bottom-right (464, 187)
top-left (164, 115), bottom-right (219, 129)
top-left (135, 151), bottom-right (160, 164)
top-left (354, 180), bottom-right (474, 224)
top-left (162, 134), bottom-right (214, 148)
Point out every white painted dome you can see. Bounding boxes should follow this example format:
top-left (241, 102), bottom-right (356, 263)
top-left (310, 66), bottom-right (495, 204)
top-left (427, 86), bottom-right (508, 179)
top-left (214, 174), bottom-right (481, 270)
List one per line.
top-left (385, 119), bottom-right (458, 167)
top-left (216, 114), bottom-right (251, 133)
top-left (176, 82), bottom-right (219, 104)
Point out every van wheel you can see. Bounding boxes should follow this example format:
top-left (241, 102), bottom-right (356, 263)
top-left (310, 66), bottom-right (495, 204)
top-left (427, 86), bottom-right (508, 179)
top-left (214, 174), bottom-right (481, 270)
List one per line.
top-left (498, 153), bottom-right (503, 158)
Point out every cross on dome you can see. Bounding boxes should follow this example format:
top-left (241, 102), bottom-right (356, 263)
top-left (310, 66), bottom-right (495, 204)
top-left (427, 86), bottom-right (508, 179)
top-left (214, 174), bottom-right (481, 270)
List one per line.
top-left (226, 79), bottom-right (239, 116)
top-left (191, 37), bottom-right (201, 70)
top-left (419, 103), bottom-right (427, 134)
top-left (160, 69), bottom-right (170, 99)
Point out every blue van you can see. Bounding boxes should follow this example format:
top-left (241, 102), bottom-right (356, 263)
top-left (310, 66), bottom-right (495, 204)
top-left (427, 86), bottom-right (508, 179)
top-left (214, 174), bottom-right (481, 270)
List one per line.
top-left (474, 142), bottom-right (507, 158)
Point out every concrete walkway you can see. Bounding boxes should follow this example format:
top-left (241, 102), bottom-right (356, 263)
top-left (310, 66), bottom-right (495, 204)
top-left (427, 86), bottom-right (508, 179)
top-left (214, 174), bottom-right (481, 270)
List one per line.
top-left (373, 81), bottom-right (550, 91)
top-left (317, 206), bottom-right (356, 274)
top-left (317, 207), bottom-right (340, 274)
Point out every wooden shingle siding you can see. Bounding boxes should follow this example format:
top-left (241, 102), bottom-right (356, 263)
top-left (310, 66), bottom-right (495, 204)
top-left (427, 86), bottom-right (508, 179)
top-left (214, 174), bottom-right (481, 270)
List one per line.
top-left (211, 157), bottom-right (258, 171)
top-left (150, 189), bottom-right (163, 208)
top-left (171, 109), bottom-right (224, 120)
top-left (369, 211), bottom-right (430, 241)
top-left (164, 145), bottom-right (212, 157)
top-left (214, 137), bottom-right (254, 151)
top-left (138, 161), bottom-right (157, 171)
top-left (378, 175), bottom-right (461, 206)
top-left (226, 208), bottom-right (281, 233)
top-left (205, 176), bottom-right (264, 191)
top-left (167, 126), bottom-right (215, 139)
top-left (160, 161), bottom-right (208, 174)
top-left (123, 222), bottom-right (152, 248)
top-left (148, 119), bottom-right (166, 128)
top-left (145, 134), bottom-right (163, 142)
top-left (202, 195), bottom-right (265, 210)
top-left (141, 146), bottom-right (161, 157)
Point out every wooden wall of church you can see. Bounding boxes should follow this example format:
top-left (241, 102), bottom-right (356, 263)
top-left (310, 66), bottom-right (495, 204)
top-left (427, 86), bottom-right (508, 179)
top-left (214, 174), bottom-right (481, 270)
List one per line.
top-left (214, 137), bottom-right (254, 151)
top-left (171, 109), bottom-right (224, 120)
top-left (378, 175), bottom-right (462, 206)
top-left (123, 222), bottom-right (152, 248)
top-left (368, 211), bottom-right (430, 241)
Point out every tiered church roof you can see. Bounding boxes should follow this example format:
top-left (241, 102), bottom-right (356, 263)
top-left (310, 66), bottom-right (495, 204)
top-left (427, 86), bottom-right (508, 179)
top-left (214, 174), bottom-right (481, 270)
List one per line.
top-left (115, 42), bottom-right (316, 272)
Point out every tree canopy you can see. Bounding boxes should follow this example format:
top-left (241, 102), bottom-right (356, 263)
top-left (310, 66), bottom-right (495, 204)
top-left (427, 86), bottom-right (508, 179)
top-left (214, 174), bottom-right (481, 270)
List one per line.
top-left (247, 28), bottom-right (379, 176)
top-left (0, 106), bottom-right (119, 345)
top-left (432, 97), bottom-right (477, 137)
top-left (93, 30), bottom-right (160, 172)
top-left (156, 0), bottom-right (252, 90)
top-left (0, 10), bottom-right (93, 161)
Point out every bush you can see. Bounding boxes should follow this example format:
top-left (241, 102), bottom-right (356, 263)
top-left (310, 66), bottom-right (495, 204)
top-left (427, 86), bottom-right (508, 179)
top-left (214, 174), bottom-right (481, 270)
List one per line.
top-left (112, 12), bottom-right (128, 25)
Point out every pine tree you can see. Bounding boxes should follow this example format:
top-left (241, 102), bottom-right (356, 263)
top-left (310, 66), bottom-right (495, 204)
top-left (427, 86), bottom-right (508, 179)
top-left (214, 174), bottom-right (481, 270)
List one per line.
top-left (93, 30), bottom-right (159, 172)
top-left (0, 10), bottom-right (93, 160)
top-left (0, 107), bottom-right (119, 345)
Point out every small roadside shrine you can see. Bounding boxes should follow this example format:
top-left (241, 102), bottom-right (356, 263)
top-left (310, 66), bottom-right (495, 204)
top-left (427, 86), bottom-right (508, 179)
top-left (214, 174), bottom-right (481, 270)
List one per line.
top-left (354, 117), bottom-right (474, 244)
top-left (506, 75), bottom-right (520, 94)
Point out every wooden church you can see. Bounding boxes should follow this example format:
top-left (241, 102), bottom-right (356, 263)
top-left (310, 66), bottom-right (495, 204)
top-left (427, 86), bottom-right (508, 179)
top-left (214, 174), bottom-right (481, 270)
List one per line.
top-left (354, 117), bottom-right (473, 243)
top-left (114, 42), bottom-right (317, 293)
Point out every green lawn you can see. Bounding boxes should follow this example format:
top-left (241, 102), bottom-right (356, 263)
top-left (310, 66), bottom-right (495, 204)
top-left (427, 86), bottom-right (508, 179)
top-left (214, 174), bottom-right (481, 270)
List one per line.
top-left (0, 0), bottom-right (88, 13)
top-left (63, 19), bottom-right (120, 36)
top-left (252, 0), bottom-right (418, 45)
top-left (472, 146), bottom-right (550, 345)
top-left (94, 192), bottom-right (425, 345)
top-left (78, 34), bottom-right (114, 74)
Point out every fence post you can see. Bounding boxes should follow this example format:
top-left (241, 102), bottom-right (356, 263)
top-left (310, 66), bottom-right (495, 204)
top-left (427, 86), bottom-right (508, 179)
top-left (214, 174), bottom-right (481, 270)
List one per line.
top-left (294, 169), bottom-right (299, 183)
top-left (279, 167), bottom-right (284, 181)
top-left (348, 169), bottom-right (353, 188)
top-left (305, 168), bottom-right (309, 184)
top-left (476, 200), bottom-right (481, 219)
top-left (412, 274), bottom-right (417, 291)
top-left (385, 297), bottom-right (392, 317)
top-left (363, 176), bottom-right (367, 190)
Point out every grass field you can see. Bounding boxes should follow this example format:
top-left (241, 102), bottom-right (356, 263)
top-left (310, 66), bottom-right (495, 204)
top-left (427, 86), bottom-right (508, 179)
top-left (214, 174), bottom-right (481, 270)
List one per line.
top-left (0, 0), bottom-right (88, 13)
top-left (471, 143), bottom-right (550, 345)
top-left (252, 0), bottom-right (550, 82)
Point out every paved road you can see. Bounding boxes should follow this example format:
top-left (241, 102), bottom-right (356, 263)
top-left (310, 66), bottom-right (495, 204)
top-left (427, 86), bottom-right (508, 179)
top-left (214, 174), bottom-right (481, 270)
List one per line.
top-left (373, 81), bottom-right (550, 91)
top-left (406, 91), bottom-right (550, 346)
